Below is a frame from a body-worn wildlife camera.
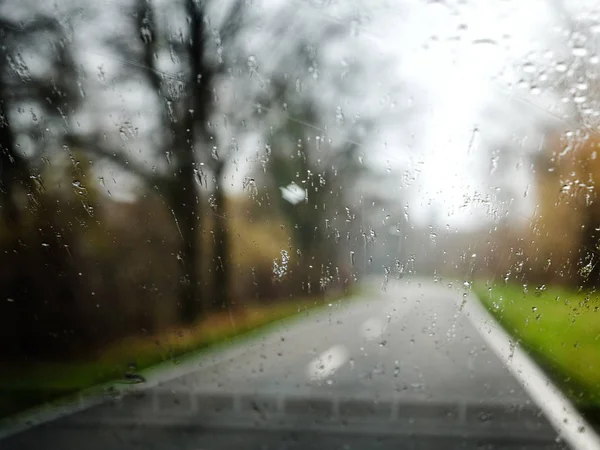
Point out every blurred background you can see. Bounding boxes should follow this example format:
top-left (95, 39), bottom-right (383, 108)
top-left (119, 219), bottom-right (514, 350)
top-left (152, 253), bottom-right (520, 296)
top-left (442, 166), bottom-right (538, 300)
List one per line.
top-left (3, 0), bottom-right (600, 422)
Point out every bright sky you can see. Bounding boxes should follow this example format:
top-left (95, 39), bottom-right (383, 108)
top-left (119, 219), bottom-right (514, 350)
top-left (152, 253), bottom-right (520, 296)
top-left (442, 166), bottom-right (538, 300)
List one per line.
top-left (356, 0), bottom-right (558, 229)
top-left (228, 0), bottom-right (568, 230)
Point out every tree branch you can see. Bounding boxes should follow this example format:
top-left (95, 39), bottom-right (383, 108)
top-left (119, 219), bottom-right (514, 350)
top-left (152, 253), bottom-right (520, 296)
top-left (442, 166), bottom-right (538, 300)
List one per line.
top-left (65, 133), bottom-right (168, 189)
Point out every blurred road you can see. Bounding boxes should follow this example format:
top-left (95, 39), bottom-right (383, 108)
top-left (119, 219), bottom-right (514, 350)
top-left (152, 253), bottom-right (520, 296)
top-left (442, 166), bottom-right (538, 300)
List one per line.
top-left (2, 279), bottom-right (565, 450)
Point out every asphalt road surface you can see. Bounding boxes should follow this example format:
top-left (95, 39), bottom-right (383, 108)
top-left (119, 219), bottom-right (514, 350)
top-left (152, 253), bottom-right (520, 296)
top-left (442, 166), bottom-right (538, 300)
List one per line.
top-left (2, 278), bottom-right (566, 450)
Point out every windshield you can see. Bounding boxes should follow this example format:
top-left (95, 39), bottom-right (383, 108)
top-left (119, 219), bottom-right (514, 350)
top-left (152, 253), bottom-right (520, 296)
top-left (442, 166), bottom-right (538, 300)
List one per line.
top-left (1, 0), bottom-right (600, 449)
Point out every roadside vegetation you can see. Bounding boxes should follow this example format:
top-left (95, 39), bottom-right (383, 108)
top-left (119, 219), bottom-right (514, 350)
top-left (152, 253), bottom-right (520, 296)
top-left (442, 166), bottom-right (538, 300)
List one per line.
top-left (474, 283), bottom-right (600, 418)
top-left (0, 290), bottom-right (357, 420)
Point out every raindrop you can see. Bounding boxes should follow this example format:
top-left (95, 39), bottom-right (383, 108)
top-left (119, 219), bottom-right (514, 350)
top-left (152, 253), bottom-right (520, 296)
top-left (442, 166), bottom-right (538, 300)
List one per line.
top-left (140, 25), bottom-right (152, 44)
top-left (335, 106), bottom-right (345, 125)
top-left (478, 412), bottom-right (493, 423)
top-left (273, 250), bottom-right (289, 280)
top-left (467, 127), bottom-right (479, 154)
top-left (72, 180), bottom-right (84, 190)
top-left (572, 46), bottom-right (588, 57)
top-left (522, 62), bottom-right (536, 73)
top-left (350, 251), bottom-right (356, 266)
top-left (97, 65), bottom-right (106, 83)
top-left (472, 38), bottom-right (498, 46)
top-left (194, 168), bottom-right (204, 186)
top-left (555, 62), bottom-right (568, 72)
top-left (247, 55), bottom-right (258, 73)
top-left (124, 362), bottom-right (146, 383)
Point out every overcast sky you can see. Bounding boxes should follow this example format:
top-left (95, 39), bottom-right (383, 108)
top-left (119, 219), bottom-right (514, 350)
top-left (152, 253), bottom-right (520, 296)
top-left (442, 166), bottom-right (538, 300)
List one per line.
top-left (32, 0), bottom-right (593, 231)
top-left (353, 0), bottom-right (559, 229)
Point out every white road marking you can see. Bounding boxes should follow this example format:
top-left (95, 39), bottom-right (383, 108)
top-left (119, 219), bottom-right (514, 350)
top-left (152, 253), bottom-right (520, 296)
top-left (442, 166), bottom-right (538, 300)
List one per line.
top-left (360, 317), bottom-right (386, 340)
top-left (464, 293), bottom-right (600, 450)
top-left (307, 345), bottom-right (349, 381)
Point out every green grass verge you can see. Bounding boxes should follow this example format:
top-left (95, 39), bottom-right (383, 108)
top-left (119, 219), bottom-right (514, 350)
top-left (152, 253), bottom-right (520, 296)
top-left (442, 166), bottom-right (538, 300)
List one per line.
top-left (0, 288), bottom-right (360, 421)
top-left (474, 282), bottom-right (600, 411)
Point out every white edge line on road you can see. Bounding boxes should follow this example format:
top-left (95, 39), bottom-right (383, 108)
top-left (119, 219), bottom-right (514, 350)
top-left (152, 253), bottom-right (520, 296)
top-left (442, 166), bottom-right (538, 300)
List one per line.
top-left (465, 293), bottom-right (600, 450)
top-left (307, 345), bottom-right (349, 381)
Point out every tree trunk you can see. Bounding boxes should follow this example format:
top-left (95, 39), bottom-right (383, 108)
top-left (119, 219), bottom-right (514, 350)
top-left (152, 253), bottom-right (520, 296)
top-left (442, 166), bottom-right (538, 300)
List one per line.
top-left (169, 0), bottom-right (209, 324)
top-left (169, 169), bottom-right (202, 324)
top-left (212, 162), bottom-right (230, 310)
top-left (0, 96), bottom-right (31, 228)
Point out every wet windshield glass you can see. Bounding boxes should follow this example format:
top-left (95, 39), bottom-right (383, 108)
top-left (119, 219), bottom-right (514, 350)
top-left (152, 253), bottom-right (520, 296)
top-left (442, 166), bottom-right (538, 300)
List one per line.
top-left (1, 1), bottom-right (600, 449)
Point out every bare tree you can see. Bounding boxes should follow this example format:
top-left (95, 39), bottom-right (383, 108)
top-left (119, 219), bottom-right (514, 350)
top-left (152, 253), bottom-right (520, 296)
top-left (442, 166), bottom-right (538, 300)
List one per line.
top-left (0, 4), bottom-right (79, 228)
top-left (64, 0), bottom-right (247, 320)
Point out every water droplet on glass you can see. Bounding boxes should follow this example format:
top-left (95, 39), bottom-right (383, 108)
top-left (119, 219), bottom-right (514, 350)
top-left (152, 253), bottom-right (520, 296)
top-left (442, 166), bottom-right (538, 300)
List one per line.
top-left (97, 65), bottom-right (106, 83)
top-left (273, 250), bottom-right (289, 280)
top-left (335, 106), bottom-right (345, 125)
top-left (555, 62), bottom-right (568, 72)
top-left (572, 46), bottom-right (588, 57)
top-left (522, 62), bottom-right (536, 73)
top-left (124, 362), bottom-right (146, 383)
top-left (247, 55), bottom-right (258, 73)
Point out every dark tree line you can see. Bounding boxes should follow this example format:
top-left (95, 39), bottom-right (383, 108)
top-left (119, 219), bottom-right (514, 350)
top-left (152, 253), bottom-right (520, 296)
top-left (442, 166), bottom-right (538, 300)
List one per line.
top-left (0, 0), bottom-right (399, 359)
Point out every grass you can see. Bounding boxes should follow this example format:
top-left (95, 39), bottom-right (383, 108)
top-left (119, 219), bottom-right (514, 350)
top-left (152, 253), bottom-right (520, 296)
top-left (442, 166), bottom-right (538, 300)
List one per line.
top-left (0, 290), bottom-right (358, 421)
top-left (473, 282), bottom-right (600, 411)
